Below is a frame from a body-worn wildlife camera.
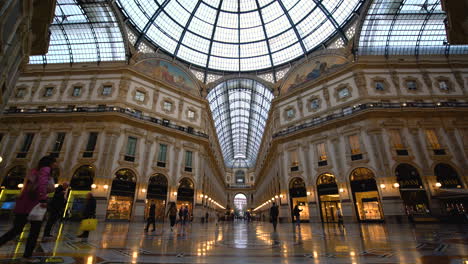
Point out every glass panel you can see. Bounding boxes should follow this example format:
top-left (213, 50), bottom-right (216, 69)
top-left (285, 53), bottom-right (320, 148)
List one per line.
top-left (348, 135), bottom-right (361, 155)
top-left (425, 129), bottom-right (441, 149)
top-left (158, 144), bottom-right (167, 162)
top-left (86, 132), bottom-right (98, 152)
top-left (117, 0), bottom-right (363, 72)
top-left (30, 0), bottom-right (126, 64)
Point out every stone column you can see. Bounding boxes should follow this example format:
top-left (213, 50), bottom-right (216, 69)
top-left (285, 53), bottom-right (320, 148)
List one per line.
top-left (0, 131), bottom-right (19, 170)
top-left (63, 130), bottom-right (81, 179)
top-left (31, 131), bottom-right (51, 167)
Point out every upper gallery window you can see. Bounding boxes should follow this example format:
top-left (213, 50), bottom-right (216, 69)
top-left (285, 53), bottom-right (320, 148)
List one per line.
top-left (338, 87), bottom-right (350, 98)
top-left (72, 86), bottom-right (82, 97)
top-left (44, 87), bottom-right (54, 97)
top-left (375, 81), bottom-right (385, 91)
top-left (438, 80), bottom-right (449, 91)
top-left (348, 135), bottom-right (361, 155)
top-left (135, 90), bottom-right (145, 102)
top-left (406, 80), bottom-right (417, 91)
top-left (187, 110), bottom-right (195, 119)
top-left (317, 143), bottom-right (327, 161)
top-left (310, 99), bottom-right (320, 109)
top-left (286, 109), bottom-right (294, 119)
top-left (16, 88), bottom-right (26, 98)
top-left (163, 101), bottom-right (173, 112)
top-left (102, 85), bottom-right (112, 96)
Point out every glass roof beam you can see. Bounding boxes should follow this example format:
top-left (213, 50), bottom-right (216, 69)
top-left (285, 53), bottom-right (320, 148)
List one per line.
top-left (204, 0), bottom-right (224, 79)
top-left (255, 0), bottom-right (275, 78)
top-left (80, 3), bottom-right (101, 63)
top-left (52, 15), bottom-right (73, 65)
top-left (277, 0), bottom-right (307, 54)
top-left (174, 0), bottom-right (202, 56)
top-left (384, 0), bottom-right (405, 58)
top-left (415, 1), bottom-right (440, 57)
top-left (311, 0), bottom-right (348, 45)
top-left (134, 0), bottom-right (171, 49)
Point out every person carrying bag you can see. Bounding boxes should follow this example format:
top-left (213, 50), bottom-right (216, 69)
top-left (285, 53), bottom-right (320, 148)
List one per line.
top-left (0, 155), bottom-right (57, 263)
top-left (77, 192), bottom-right (96, 239)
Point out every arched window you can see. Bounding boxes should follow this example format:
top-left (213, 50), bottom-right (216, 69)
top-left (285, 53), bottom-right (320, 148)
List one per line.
top-left (1, 165), bottom-right (27, 189)
top-left (435, 163), bottom-right (462, 188)
top-left (234, 193), bottom-right (247, 216)
top-left (70, 165), bottom-right (95, 190)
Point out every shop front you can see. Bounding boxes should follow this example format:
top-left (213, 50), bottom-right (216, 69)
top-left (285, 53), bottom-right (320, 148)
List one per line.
top-left (395, 163), bottom-right (430, 218)
top-left (66, 165), bottom-right (95, 220)
top-left (289, 177), bottom-right (309, 222)
top-left (146, 173), bottom-right (168, 222)
top-left (0, 165), bottom-right (26, 217)
top-left (434, 163), bottom-right (466, 218)
top-left (350, 168), bottom-right (384, 222)
top-left (317, 173), bottom-right (342, 223)
top-left (106, 169), bottom-right (137, 221)
top-left (176, 178), bottom-right (194, 221)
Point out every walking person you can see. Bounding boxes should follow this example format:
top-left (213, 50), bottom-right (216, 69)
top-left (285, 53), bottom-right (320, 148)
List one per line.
top-left (205, 212), bottom-right (209, 223)
top-left (145, 203), bottom-right (156, 232)
top-left (293, 204), bottom-right (303, 226)
top-left (0, 155), bottom-right (57, 262)
top-left (77, 192), bottom-right (96, 239)
top-left (166, 202), bottom-right (178, 231)
top-left (337, 210), bottom-right (344, 226)
top-left (270, 202), bottom-right (279, 232)
top-left (43, 182), bottom-right (69, 239)
top-left (182, 206), bottom-right (189, 225)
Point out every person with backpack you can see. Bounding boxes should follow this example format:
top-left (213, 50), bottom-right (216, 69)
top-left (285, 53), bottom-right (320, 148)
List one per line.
top-left (0, 155), bottom-right (57, 262)
top-left (270, 202), bottom-right (279, 232)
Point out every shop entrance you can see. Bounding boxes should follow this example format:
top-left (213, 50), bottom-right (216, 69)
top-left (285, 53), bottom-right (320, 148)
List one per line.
top-left (350, 168), bottom-right (384, 222)
top-left (0, 165), bottom-right (27, 217)
top-left (106, 169), bottom-right (136, 221)
top-left (395, 163), bottom-right (430, 216)
top-left (435, 163), bottom-right (466, 217)
top-left (177, 178), bottom-right (194, 221)
top-left (67, 165), bottom-right (95, 220)
top-left (289, 177), bottom-right (309, 222)
top-left (146, 173), bottom-right (168, 222)
top-left (317, 173), bottom-right (342, 222)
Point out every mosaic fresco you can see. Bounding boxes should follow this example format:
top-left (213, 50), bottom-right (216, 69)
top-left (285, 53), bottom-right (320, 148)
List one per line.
top-left (134, 59), bottom-right (198, 95)
top-left (281, 55), bottom-right (349, 95)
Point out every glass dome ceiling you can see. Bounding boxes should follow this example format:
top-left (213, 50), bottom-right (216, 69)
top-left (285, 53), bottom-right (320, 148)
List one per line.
top-left (207, 79), bottom-right (273, 168)
top-left (117, 0), bottom-right (363, 72)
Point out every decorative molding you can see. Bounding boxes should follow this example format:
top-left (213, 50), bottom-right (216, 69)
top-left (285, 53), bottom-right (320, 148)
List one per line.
top-left (370, 76), bottom-right (391, 95)
top-left (283, 106), bottom-right (296, 121)
top-left (306, 96), bottom-right (321, 112)
top-left (96, 81), bottom-right (116, 99)
top-left (334, 83), bottom-right (352, 102)
top-left (161, 97), bottom-right (176, 115)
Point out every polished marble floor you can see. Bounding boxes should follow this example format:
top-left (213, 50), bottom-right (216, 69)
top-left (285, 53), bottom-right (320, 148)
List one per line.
top-left (0, 219), bottom-right (467, 264)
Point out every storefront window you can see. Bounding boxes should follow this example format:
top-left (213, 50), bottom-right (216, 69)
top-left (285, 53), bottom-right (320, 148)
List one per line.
top-left (317, 173), bottom-right (341, 222)
top-left (106, 169), bottom-right (136, 221)
top-left (350, 168), bottom-right (383, 221)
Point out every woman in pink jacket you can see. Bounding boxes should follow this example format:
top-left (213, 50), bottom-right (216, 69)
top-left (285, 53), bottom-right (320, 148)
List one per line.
top-left (0, 155), bottom-right (57, 262)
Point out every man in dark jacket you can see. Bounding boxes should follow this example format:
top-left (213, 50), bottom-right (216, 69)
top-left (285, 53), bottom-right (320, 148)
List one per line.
top-left (270, 202), bottom-right (279, 232)
top-left (43, 182), bottom-right (69, 238)
top-left (145, 203), bottom-right (156, 232)
top-left (77, 192), bottom-right (96, 238)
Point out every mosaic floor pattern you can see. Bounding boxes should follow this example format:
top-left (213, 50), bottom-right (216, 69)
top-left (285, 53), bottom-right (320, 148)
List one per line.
top-left (0, 220), bottom-right (467, 263)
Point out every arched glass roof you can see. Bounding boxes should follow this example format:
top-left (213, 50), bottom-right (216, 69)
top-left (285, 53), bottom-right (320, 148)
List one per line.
top-left (30, 0), bottom-right (126, 64)
top-left (358, 0), bottom-right (468, 56)
top-left (207, 79), bottom-right (273, 168)
top-left (117, 0), bottom-right (363, 72)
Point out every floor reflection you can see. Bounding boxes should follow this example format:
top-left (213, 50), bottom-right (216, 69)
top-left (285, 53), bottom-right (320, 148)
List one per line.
top-left (0, 220), bottom-right (467, 263)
